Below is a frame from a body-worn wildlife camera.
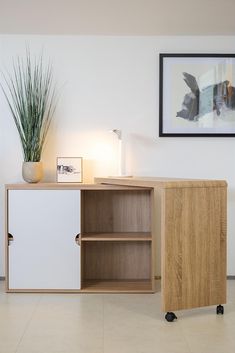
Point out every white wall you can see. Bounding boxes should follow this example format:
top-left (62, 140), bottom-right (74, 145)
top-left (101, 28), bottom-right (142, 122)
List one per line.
top-left (1, 0), bottom-right (235, 35)
top-left (0, 35), bottom-right (235, 276)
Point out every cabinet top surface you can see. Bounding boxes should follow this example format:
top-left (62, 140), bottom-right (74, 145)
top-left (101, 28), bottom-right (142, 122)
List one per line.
top-left (5, 175), bottom-right (227, 191)
top-left (95, 176), bottom-right (227, 189)
top-left (5, 183), bottom-right (153, 191)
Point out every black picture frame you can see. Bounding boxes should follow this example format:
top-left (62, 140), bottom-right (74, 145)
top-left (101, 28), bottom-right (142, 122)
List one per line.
top-left (159, 53), bottom-right (235, 137)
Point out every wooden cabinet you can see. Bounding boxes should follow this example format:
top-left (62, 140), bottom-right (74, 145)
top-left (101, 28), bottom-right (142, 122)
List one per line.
top-left (6, 177), bottom-right (227, 316)
top-left (96, 177), bottom-right (227, 314)
top-left (5, 184), bottom-right (154, 293)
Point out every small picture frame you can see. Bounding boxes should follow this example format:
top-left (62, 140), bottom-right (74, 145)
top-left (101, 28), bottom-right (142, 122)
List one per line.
top-left (57, 157), bottom-right (83, 183)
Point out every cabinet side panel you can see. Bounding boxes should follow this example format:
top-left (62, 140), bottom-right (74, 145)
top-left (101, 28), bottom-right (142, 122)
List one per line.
top-left (161, 186), bottom-right (227, 312)
top-left (8, 190), bottom-right (81, 290)
top-left (153, 188), bottom-right (162, 278)
top-left (5, 188), bottom-right (9, 290)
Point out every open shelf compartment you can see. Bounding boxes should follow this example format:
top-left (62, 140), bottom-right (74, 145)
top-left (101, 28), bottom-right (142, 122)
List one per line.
top-left (80, 188), bottom-right (153, 292)
top-left (81, 240), bottom-right (153, 292)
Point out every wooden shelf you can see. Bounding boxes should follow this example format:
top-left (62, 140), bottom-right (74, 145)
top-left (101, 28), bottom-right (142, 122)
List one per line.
top-left (81, 232), bottom-right (152, 241)
top-left (81, 280), bottom-right (153, 293)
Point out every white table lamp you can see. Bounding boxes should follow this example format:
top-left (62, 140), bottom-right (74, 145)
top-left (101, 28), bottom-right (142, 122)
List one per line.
top-left (110, 129), bottom-right (132, 177)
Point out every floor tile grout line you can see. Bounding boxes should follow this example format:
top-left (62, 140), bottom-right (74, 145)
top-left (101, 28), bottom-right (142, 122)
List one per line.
top-left (14, 294), bottom-right (42, 353)
top-left (178, 320), bottom-right (194, 353)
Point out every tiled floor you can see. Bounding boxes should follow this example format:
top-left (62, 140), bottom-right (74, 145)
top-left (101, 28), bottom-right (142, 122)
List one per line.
top-left (0, 280), bottom-right (235, 353)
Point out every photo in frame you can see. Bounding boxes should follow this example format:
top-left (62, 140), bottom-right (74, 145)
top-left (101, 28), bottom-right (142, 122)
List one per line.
top-left (159, 53), bottom-right (235, 137)
top-left (57, 157), bottom-right (83, 183)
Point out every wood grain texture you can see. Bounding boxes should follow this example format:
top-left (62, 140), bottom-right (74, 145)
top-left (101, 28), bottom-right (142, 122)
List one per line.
top-left (97, 177), bottom-right (227, 312)
top-left (6, 281), bottom-right (154, 293)
top-left (83, 242), bottom-right (151, 280)
top-left (5, 183), bottom-right (152, 191)
top-left (81, 280), bottom-right (153, 293)
top-left (161, 186), bottom-right (227, 311)
top-left (95, 177), bottom-right (227, 189)
top-left (82, 190), bottom-right (151, 233)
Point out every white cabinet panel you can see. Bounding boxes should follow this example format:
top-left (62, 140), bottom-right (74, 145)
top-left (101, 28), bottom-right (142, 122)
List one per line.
top-left (8, 190), bottom-right (81, 290)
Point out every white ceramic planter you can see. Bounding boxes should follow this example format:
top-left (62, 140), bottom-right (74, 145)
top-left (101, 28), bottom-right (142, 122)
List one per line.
top-left (22, 162), bottom-right (43, 183)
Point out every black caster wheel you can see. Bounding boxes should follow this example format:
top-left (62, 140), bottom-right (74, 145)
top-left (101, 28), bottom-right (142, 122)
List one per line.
top-left (216, 305), bottom-right (224, 315)
top-left (165, 312), bottom-right (177, 322)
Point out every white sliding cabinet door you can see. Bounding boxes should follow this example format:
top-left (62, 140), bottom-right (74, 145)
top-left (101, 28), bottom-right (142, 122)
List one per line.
top-left (8, 190), bottom-right (81, 290)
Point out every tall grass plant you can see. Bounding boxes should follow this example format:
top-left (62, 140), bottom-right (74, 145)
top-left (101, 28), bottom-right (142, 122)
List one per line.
top-left (1, 51), bottom-right (56, 161)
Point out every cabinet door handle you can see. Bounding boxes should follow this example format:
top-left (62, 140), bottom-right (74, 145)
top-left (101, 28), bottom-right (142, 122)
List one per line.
top-left (75, 234), bottom-right (81, 246)
top-left (8, 233), bottom-right (14, 246)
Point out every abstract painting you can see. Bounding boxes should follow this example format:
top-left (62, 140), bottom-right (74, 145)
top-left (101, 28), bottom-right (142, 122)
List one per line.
top-left (159, 54), bottom-right (235, 136)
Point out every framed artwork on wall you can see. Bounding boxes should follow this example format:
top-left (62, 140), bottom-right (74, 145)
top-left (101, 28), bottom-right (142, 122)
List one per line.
top-left (57, 157), bottom-right (83, 183)
top-left (159, 53), bottom-right (235, 137)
